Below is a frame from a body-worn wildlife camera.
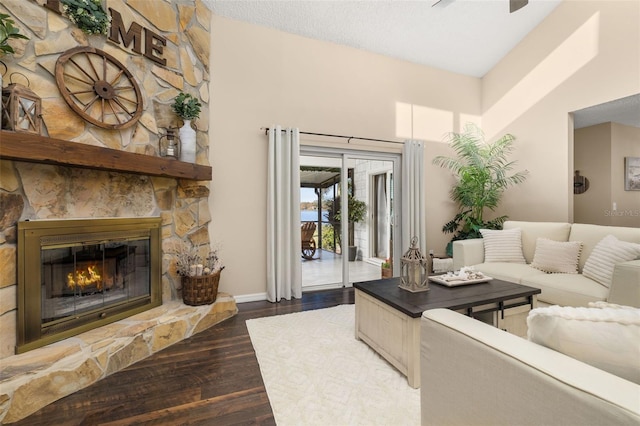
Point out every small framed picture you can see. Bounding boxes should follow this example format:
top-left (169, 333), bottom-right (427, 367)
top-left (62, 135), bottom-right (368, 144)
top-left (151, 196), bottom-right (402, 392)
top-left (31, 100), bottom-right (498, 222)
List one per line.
top-left (625, 157), bottom-right (640, 191)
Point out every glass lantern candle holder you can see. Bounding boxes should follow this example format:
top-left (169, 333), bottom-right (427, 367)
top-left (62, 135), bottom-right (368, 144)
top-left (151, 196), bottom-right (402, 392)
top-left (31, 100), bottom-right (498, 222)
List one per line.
top-left (1, 76), bottom-right (42, 134)
top-left (159, 127), bottom-right (180, 159)
top-left (399, 236), bottom-right (430, 292)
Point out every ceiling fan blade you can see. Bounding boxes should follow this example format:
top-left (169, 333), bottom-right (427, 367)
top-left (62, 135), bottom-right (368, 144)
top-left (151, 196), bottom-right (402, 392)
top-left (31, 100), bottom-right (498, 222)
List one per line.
top-left (510, 0), bottom-right (528, 13)
top-left (432, 0), bottom-right (454, 7)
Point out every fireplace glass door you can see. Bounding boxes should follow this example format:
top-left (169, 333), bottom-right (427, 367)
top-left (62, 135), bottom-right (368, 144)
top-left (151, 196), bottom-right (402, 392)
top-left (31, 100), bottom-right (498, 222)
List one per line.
top-left (17, 218), bottom-right (162, 353)
top-left (41, 237), bottom-right (150, 325)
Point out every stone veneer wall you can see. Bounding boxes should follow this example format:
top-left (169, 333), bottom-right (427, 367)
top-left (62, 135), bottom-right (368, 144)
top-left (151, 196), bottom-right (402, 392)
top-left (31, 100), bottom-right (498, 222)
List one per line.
top-left (0, 0), bottom-right (213, 360)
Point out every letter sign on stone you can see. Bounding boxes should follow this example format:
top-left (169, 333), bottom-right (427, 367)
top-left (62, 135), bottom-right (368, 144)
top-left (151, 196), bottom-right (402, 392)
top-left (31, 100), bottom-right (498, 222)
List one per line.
top-left (109, 8), bottom-right (144, 55)
top-left (108, 8), bottom-right (167, 66)
top-left (39, 2), bottom-right (168, 67)
top-left (144, 28), bottom-right (167, 66)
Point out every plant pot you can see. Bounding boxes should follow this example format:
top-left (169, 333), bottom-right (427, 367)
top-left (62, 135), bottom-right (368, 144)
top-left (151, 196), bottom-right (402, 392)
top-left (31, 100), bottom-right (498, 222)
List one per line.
top-left (381, 267), bottom-right (392, 279)
top-left (348, 246), bottom-right (357, 261)
top-left (446, 241), bottom-right (454, 257)
top-left (181, 270), bottom-right (220, 306)
top-left (179, 119), bottom-right (196, 163)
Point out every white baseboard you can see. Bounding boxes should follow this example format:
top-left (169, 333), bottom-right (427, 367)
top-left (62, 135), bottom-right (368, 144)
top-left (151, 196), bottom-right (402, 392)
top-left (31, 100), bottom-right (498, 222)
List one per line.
top-left (234, 293), bottom-right (268, 303)
top-left (302, 283), bottom-right (349, 292)
top-left (233, 284), bottom-right (351, 303)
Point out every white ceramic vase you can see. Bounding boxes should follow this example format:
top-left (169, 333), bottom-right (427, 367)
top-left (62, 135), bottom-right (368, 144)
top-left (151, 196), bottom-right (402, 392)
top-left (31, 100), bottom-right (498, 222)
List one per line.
top-left (179, 119), bottom-right (196, 163)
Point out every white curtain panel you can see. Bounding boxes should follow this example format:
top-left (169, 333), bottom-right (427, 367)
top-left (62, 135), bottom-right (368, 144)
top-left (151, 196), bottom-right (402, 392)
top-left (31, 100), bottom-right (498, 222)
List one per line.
top-left (376, 174), bottom-right (389, 259)
top-left (402, 140), bottom-right (427, 253)
top-left (267, 125), bottom-right (302, 302)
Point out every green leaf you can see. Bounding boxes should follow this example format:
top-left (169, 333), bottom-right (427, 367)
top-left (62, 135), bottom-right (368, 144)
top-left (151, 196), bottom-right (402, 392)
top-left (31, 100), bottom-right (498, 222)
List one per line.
top-left (434, 123), bottom-right (528, 244)
top-left (60, 0), bottom-right (110, 35)
top-left (0, 12), bottom-right (29, 53)
top-left (171, 92), bottom-right (202, 120)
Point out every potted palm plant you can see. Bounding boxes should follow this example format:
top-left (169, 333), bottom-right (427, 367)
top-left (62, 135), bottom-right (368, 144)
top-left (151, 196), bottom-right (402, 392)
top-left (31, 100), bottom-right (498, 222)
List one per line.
top-left (432, 123), bottom-right (528, 256)
top-left (324, 194), bottom-right (367, 261)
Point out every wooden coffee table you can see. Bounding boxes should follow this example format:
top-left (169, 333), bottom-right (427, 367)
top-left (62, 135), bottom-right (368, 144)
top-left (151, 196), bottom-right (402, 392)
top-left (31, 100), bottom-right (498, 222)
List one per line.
top-left (353, 277), bottom-right (540, 389)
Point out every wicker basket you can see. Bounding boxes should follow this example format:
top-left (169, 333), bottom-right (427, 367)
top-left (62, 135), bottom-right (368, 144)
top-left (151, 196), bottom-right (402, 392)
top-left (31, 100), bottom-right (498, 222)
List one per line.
top-left (181, 270), bottom-right (221, 306)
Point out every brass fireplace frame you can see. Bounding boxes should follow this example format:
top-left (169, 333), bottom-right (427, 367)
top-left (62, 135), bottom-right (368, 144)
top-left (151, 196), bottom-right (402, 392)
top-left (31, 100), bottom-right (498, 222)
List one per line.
top-left (17, 217), bottom-right (162, 353)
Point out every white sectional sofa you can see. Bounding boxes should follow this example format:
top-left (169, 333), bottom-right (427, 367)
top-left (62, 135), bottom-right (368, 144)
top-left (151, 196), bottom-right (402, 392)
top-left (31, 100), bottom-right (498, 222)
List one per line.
top-left (452, 221), bottom-right (640, 307)
top-left (420, 308), bottom-right (640, 426)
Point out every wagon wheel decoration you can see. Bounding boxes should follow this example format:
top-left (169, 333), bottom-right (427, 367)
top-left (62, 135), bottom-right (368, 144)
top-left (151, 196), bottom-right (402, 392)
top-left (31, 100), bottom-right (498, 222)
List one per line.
top-left (55, 46), bottom-right (143, 130)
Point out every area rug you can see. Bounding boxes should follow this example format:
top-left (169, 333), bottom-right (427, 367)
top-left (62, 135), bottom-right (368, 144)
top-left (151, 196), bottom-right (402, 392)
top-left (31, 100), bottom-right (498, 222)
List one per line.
top-left (246, 304), bottom-right (420, 425)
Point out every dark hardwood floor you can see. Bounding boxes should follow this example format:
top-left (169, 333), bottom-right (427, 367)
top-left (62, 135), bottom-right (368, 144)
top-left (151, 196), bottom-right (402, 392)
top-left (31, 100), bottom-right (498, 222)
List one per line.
top-left (14, 288), bottom-right (355, 426)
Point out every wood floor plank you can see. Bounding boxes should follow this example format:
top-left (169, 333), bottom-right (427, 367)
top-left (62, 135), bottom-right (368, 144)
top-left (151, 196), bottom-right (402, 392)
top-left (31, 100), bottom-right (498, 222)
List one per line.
top-left (12, 288), bottom-right (354, 425)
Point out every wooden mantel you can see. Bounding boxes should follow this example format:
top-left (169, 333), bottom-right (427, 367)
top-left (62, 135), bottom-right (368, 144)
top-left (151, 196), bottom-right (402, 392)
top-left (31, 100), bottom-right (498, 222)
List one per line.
top-left (0, 131), bottom-right (212, 181)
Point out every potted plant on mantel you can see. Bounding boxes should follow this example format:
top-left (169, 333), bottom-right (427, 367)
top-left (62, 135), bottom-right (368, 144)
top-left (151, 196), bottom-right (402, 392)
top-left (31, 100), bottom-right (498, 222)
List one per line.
top-left (171, 92), bottom-right (202, 164)
top-left (432, 123), bottom-right (528, 256)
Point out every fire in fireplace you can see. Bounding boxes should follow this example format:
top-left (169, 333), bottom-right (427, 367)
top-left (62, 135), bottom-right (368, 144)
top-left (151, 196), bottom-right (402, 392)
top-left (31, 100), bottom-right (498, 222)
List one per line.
top-left (17, 218), bottom-right (162, 353)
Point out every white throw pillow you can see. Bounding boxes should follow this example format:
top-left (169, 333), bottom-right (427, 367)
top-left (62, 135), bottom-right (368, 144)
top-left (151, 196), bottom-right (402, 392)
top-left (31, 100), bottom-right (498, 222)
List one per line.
top-left (480, 228), bottom-right (526, 264)
top-left (527, 305), bottom-right (640, 384)
top-left (583, 235), bottom-right (640, 288)
top-left (530, 238), bottom-right (582, 274)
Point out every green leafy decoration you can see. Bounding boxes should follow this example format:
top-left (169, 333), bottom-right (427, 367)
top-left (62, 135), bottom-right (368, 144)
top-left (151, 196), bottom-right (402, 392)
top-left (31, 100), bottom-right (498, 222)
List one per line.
top-left (172, 92), bottom-right (202, 121)
top-left (0, 13), bottom-right (29, 55)
top-left (60, 0), bottom-right (110, 35)
top-left (433, 123), bottom-right (528, 254)
top-left (324, 194), bottom-right (367, 247)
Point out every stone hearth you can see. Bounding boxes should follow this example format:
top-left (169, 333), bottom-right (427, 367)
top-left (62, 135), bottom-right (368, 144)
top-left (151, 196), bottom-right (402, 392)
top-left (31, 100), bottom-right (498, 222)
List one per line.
top-left (0, 293), bottom-right (237, 424)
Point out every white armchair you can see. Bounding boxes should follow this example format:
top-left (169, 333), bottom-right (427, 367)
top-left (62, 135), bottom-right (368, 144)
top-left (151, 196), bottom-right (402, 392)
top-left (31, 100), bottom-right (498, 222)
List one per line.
top-left (420, 309), bottom-right (640, 425)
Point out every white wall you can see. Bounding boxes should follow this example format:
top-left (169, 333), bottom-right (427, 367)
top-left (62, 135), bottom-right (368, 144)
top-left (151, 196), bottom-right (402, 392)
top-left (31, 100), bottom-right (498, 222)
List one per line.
top-left (574, 122), bottom-right (640, 227)
top-left (610, 123), bottom-right (640, 227)
top-left (481, 0), bottom-right (640, 222)
top-left (208, 16), bottom-right (481, 298)
top-left (209, 0), bottom-right (640, 299)
top-left (574, 123), bottom-right (612, 225)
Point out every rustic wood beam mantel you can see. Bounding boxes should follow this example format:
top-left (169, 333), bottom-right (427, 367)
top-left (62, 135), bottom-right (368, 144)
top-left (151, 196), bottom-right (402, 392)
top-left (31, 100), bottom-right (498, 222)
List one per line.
top-left (0, 131), bottom-right (212, 181)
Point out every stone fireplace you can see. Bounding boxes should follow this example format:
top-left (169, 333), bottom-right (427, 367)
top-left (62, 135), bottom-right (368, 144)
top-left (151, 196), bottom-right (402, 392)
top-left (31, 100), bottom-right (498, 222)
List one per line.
top-left (0, 0), bottom-right (215, 359)
top-left (0, 1), bottom-right (239, 423)
top-left (17, 217), bottom-right (162, 353)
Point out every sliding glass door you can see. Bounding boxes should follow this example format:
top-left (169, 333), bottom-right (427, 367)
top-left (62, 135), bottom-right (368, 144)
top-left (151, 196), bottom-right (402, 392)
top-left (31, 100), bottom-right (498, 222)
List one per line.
top-left (299, 155), bottom-right (343, 287)
top-left (300, 147), bottom-right (401, 290)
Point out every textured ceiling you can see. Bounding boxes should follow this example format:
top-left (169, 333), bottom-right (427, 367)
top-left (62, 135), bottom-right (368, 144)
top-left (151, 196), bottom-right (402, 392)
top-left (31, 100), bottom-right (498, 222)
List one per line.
top-left (573, 94), bottom-right (640, 129)
top-left (205, 0), bottom-right (639, 128)
top-left (205, 0), bottom-right (562, 77)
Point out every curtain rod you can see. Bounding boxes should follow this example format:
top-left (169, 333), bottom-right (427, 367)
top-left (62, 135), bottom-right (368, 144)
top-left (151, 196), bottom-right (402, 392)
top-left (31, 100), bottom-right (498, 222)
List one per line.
top-left (260, 127), bottom-right (404, 145)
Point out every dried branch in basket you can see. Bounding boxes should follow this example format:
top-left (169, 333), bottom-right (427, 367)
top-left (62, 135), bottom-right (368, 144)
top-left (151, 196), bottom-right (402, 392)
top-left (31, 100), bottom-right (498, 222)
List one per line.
top-left (175, 241), bottom-right (224, 277)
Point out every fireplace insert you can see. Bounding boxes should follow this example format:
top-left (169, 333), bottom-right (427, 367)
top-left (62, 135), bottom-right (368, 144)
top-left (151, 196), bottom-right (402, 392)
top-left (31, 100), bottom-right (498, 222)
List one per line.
top-left (17, 218), bottom-right (162, 353)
